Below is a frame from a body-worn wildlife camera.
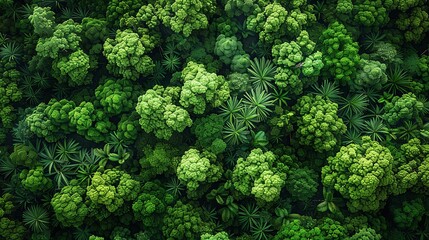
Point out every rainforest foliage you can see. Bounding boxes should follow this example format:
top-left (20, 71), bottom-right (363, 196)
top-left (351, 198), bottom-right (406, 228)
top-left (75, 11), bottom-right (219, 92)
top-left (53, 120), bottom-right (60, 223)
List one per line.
top-left (0, 0), bottom-right (429, 239)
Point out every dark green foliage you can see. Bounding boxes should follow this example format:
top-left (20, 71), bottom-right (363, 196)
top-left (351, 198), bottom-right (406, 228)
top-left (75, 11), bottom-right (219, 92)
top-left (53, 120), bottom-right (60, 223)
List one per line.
top-left (192, 114), bottom-right (224, 149)
top-left (0, 0), bottom-right (428, 238)
top-left (320, 22), bottom-right (360, 83)
top-left (51, 180), bottom-right (88, 227)
top-left (285, 167), bottom-right (319, 202)
top-left (390, 197), bottom-right (426, 230)
top-left (294, 94), bottom-right (347, 152)
top-left (251, 218), bottom-right (273, 240)
top-left (162, 201), bottom-right (213, 240)
top-left (362, 32), bottom-right (386, 51)
top-left (139, 143), bottom-right (180, 180)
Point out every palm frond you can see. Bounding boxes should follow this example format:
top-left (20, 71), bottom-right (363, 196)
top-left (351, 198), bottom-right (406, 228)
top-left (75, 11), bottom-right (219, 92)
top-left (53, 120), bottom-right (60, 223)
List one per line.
top-left (201, 205), bottom-right (218, 223)
top-left (76, 162), bottom-right (98, 186)
top-left (392, 121), bottom-right (420, 141)
top-left (149, 61), bottom-right (166, 85)
top-left (338, 94), bottom-right (369, 117)
top-left (163, 42), bottom-right (179, 56)
top-left (222, 120), bottom-right (250, 145)
top-left (363, 118), bottom-right (390, 142)
top-left (343, 113), bottom-right (366, 131)
top-left (237, 106), bottom-right (259, 129)
top-left (219, 96), bottom-right (243, 122)
top-left (32, 72), bottom-right (51, 88)
top-left (343, 129), bottom-right (362, 145)
top-left (366, 105), bottom-right (384, 120)
top-left (384, 66), bottom-right (413, 95)
top-left (21, 86), bottom-right (42, 105)
top-left (0, 42), bottom-right (22, 62)
top-left (56, 139), bottom-right (80, 162)
top-left (243, 87), bottom-right (275, 121)
top-left (0, 157), bottom-right (19, 179)
top-left (107, 132), bottom-right (129, 152)
top-left (73, 226), bottom-right (92, 240)
top-left (251, 218), bottom-right (273, 240)
top-left (60, 7), bottom-right (73, 20)
top-left (11, 187), bottom-right (36, 208)
top-left (238, 203), bottom-right (261, 231)
top-left (165, 177), bottom-right (185, 197)
top-left (417, 96), bottom-right (429, 115)
top-left (53, 167), bottom-right (74, 188)
top-left (162, 54), bottom-right (181, 72)
top-left (72, 7), bottom-right (90, 21)
top-left (52, 82), bottom-right (71, 99)
top-left (0, 33), bottom-right (8, 45)
top-left (311, 80), bottom-right (341, 101)
top-left (4, 3), bottom-right (19, 22)
top-left (248, 57), bottom-right (276, 92)
top-left (313, 1), bottom-right (325, 19)
top-left (272, 88), bottom-right (290, 107)
top-left (39, 143), bottom-right (61, 175)
top-left (22, 205), bottom-right (50, 233)
top-left (361, 87), bottom-right (381, 103)
top-left (18, 4), bottom-right (34, 19)
top-left (362, 32), bottom-right (385, 51)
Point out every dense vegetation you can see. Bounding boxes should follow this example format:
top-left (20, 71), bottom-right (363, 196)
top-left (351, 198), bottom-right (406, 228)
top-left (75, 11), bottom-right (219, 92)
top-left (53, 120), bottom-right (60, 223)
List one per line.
top-left (0, 0), bottom-right (429, 239)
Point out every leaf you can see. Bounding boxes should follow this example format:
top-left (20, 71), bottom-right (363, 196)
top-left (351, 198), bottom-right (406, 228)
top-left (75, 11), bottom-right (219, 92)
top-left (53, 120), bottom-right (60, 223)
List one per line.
top-left (328, 202), bottom-right (338, 213)
top-left (216, 195), bottom-right (224, 205)
top-left (317, 201), bottom-right (328, 212)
